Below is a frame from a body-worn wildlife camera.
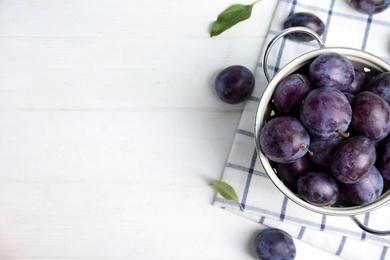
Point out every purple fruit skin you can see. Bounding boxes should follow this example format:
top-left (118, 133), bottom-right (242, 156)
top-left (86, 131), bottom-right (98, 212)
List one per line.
top-left (277, 156), bottom-right (312, 192)
top-left (351, 91), bottom-right (390, 142)
top-left (342, 92), bottom-right (355, 104)
top-left (259, 116), bottom-right (310, 163)
top-left (331, 136), bottom-right (376, 184)
top-left (297, 171), bottom-right (339, 206)
top-left (342, 166), bottom-right (384, 205)
top-left (283, 12), bottom-right (325, 42)
top-left (300, 87), bottom-right (352, 138)
top-left (344, 69), bottom-right (368, 94)
top-left (309, 53), bottom-right (355, 91)
top-left (309, 136), bottom-right (344, 166)
top-left (365, 72), bottom-right (390, 105)
top-left (214, 65), bottom-right (255, 104)
top-left (377, 136), bottom-right (390, 180)
top-left (348, 0), bottom-right (390, 14)
top-left (273, 73), bottom-right (314, 115)
top-left (254, 228), bottom-right (296, 260)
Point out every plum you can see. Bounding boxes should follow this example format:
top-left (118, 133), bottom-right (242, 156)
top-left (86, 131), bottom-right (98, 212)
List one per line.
top-left (283, 12), bottom-right (325, 42)
top-left (214, 65), bottom-right (255, 104)
top-left (254, 228), bottom-right (296, 260)
top-left (259, 116), bottom-right (311, 163)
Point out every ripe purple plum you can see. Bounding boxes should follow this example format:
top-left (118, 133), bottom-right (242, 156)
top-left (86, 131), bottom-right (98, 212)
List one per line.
top-left (259, 116), bottom-right (310, 163)
top-left (341, 166), bottom-right (384, 205)
top-left (309, 136), bottom-right (344, 167)
top-left (297, 171), bottom-right (339, 206)
top-left (331, 136), bottom-right (376, 184)
top-left (214, 65), bottom-right (255, 104)
top-left (347, 0), bottom-right (390, 14)
top-left (351, 91), bottom-right (390, 142)
top-left (277, 156), bottom-right (312, 192)
top-left (309, 52), bottom-right (355, 91)
top-left (283, 12), bottom-right (325, 42)
top-left (365, 72), bottom-right (390, 105)
top-left (376, 136), bottom-right (390, 180)
top-left (342, 92), bottom-right (355, 104)
top-left (344, 69), bottom-right (368, 94)
top-left (254, 228), bottom-right (296, 260)
top-left (273, 73), bottom-right (314, 115)
top-left (300, 87), bottom-right (352, 138)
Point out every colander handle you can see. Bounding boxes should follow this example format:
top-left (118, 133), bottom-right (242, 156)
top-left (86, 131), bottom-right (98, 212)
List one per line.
top-left (263, 26), bottom-right (326, 83)
top-left (350, 216), bottom-right (390, 236)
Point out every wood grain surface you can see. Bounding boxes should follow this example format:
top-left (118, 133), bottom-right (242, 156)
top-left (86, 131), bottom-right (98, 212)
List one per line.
top-left (0, 1), bottom-right (341, 259)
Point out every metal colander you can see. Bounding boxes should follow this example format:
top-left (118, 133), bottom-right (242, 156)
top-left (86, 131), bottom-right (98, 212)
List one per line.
top-left (254, 27), bottom-right (390, 235)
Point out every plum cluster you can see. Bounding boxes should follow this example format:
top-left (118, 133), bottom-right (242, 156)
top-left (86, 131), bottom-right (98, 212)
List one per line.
top-left (259, 52), bottom-right (390, 207)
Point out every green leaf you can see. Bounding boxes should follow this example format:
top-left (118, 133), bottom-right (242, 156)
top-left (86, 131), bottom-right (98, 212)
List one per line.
top-left (213, 180), bottom-right (244, 211)
top-left (210, 1), bottom-right (263, 37)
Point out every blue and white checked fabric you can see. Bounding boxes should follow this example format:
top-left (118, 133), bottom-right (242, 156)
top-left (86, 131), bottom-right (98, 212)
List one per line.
top-left (213, 0), bottom-right (390, 259)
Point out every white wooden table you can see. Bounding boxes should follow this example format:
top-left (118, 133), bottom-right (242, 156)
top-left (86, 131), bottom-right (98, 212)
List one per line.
top-left (0, 1), bottom-right (341, 259)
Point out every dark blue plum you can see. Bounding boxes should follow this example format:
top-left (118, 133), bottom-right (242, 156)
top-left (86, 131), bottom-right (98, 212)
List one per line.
top-left (254, 228), bottom-right (296, 260)
top-left (300, 87), bottom-right (352, 138)
top-left (273, 73), bottom-right (314, 115)
top-left (297, 171), bottom-right (339, 206)
top-left (344, 69), bottom-right (368, 94)
top-left (351, 91), bottom-right (390, 142)
top-left (365, 72), bottom-right (390, 105)
top-left (277, 155), bottom-right (312, 192)
top-left (341, 166), bottom-right (384, 205)
top-left (283, 12), bottom-right (325, 42)
top-left (331, 136), bottom-right (376, 184)
top-left (309, 136), bottom-right (344, 167)
top-left (342, 92), bottom-right (355, 104)
top-left (309, 53), bottom-right (355, 91)
top-left (347, 0), bottom-right (390, 14)
top-left (259, 116), bottom-right (311, 163)
top-left (214, 65), bottom-right (255, 104)
top-left (376, 136), bottom-right (390, 180)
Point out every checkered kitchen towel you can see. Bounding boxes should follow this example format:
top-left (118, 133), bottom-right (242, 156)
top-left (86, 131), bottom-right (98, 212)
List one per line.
top-left (213, 0), bottom-right (390, 259)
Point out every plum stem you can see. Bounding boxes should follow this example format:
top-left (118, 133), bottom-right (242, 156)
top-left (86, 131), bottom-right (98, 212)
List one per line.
top-left (337, 129), bottom-right (350, 138)
top-left (297, 73), bottom-right (307, 84)
top-left (301, 143), bottom-right (313, 156)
